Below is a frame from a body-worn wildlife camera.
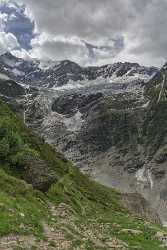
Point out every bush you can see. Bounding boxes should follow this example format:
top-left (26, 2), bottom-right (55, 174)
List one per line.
top-left (0, 122), bottom-right (38, 168)
top-left (155, 147), bottom-right (167, 163)
top-left (0, 138), bottom-right (10, 159)
top-left (7, 131), bottom-right (23, 154)
top-left (10, 144), bottom-right (39, 167)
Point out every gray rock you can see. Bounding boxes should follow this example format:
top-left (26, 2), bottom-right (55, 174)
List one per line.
top-left (21, 155), bottom-right (56, 192)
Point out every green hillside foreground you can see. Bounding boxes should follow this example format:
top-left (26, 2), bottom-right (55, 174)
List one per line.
top-left (0, 99), bottom-right (166, 250)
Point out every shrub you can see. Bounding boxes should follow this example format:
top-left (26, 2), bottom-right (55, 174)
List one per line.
top-left (155, 147), bottom-right (167, 163)
top-left (0, 138), bottom-right (10, 159)
top-left (10, 144), bottom-right (39, 167)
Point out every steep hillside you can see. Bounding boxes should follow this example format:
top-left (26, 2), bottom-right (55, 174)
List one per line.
top-left (0, 98), bottom-right (166, 249)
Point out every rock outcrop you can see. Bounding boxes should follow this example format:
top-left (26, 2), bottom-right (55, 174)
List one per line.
top-left (21, 155), bottom-right (56, 192)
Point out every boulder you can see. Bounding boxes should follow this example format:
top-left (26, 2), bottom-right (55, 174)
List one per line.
top-left (21, 155), bottom-right (56, 192)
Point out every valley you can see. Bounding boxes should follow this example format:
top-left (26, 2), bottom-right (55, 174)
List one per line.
top-left (0, 52), bottom-right (167, 249)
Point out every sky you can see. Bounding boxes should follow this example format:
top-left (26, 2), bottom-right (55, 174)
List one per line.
top-left (0, 0), bottom-right (167, 67)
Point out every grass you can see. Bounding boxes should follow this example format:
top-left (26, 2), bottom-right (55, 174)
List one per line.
top-left (0, 169), bottom-right (49, 237)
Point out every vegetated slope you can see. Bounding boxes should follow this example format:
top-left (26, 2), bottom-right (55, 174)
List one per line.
top-left (0, 99), bottom-right (166, 249)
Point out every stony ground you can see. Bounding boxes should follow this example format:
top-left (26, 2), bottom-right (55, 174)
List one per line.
top-left (0, 202), bottom-right (167, 250)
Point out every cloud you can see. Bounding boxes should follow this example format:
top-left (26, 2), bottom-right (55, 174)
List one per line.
top-left (29, 33), bottom-right (89, 65)
top-left (0, 12), bottom-right (7, 31)
top-left (19, 0), bottom-right (131, 65)
top-left (18, 0), bottom-right (167, 66)
top-left (0, 31), bottom-right (19, 54)
top-left (1, 0), bottom-right (167, 66)
top-left (118, 0), bottom-right (167, 66)
top-left (0, 0), bottom-right (35, 50)
top-left (22, 0), bottom-right (132, 38)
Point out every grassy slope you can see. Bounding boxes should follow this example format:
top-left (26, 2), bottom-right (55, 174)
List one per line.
top-left (0, 99), bottom-right (166, 250)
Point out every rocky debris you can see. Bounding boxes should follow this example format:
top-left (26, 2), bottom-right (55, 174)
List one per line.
top-left (50, 203), bottom-right (74, 220)
top-left (121, 193), bottom-right (161, 224)
top-left (0, 231), bottom-right (72, 250)
top-left (112, 223), bottom-right (122, 229)
top-left (43, 222), bottom-right (72, 249)
top-left (120, 228), bottom-right (143, 235)
top-left (21, 155), bottom-right (56, 192)
top-left (154, 231), bottom-right (167, 247)
top-left (48, 202), bottom-right (130, 249)
top-left (0, 234), bottom-right (37, 250)
top-left (105, 238), bottom-right (128, 249)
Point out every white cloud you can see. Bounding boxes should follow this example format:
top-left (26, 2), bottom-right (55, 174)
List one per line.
top-left (0, 12), bottom-right (7, 31)
top-left (29, 33), bottom-right (89, 65)
top-left (12, 48), bottom-right (32, 60)
top-left (1, 0), bottom-right (167, 67)
top-left (19, 0), bottom-right (131, 65)
top-left (0, 32), bottom-right (19, 54)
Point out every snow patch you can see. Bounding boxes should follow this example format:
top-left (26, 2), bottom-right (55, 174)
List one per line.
top-left (108, 74), bottom-right (150, 84)
top-left (142, 101), bottom-right (150, 108)
top-left (147, 169), bottom-right (154, 189)
top-left (136, 167), bottom-right (147, 183)
top-left (157, 73), bottom-right (166, 103)
top-left (64, 111), bottom-right (83, 132)
top-left (51, 81), bottom-right (84, 91)
top-left (136, 167), bottom-right (154, 189)
top-left (0, 73), bottom-right (10, 80)
top-left (12, 68), bottom-right (24, 77)
top-left (38, 60), bottom-right (60, 71)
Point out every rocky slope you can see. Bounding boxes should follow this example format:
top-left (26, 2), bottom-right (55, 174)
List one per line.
top-left (0, 93), bottom-right (166, 250)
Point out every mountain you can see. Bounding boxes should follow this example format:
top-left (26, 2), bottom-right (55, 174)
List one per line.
top-left (4, 53), bottom-right (165, 224)
top-left (0, 53), bottom-right (167, 229)
top-left (0, 52), bottom-right (158, 88)
top-left (0, 83), bottom-right (166, 249)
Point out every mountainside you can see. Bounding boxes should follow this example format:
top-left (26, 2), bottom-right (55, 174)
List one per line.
top-left (0, 53), bottom-right (167, 233)
top-left (0, 91), bottom-right (166, 249)
top-left (17, 62), bottom-right (167, 223)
